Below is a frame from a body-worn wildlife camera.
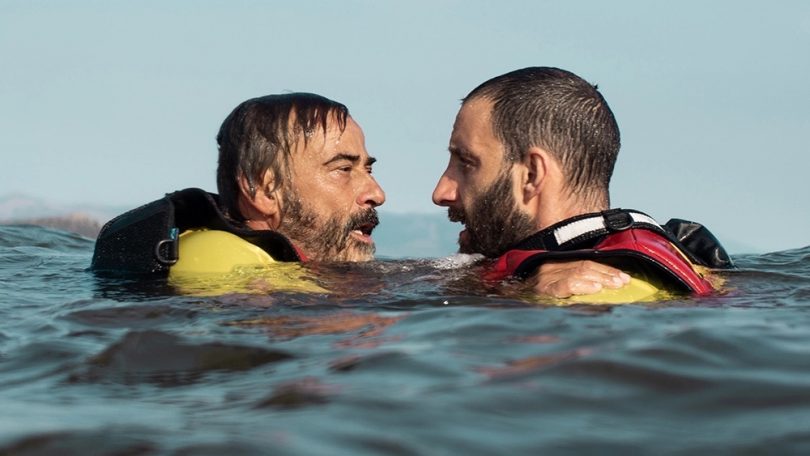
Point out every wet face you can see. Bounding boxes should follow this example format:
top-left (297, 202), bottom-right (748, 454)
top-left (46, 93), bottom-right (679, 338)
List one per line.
top-left (278, 116), bottom-right (385, 262)
top-left (432, 98), bottom-right (535, 257)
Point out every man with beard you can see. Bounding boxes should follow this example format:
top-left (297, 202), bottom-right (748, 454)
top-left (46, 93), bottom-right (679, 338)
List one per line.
top-left (433, 67), bottom-right (730, 300)
top-left (215, 93), bottom-right (384, 263)
top-left (92, 93), bottom-right (385, 278)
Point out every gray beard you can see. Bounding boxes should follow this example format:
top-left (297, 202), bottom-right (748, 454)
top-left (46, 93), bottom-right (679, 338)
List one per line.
top-left (278, 194), bottom-right (377, 262)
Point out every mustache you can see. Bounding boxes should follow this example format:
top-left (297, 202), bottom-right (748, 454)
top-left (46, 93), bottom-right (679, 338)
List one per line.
top-left (347, 208), bottom-right (380, 233)
top-left (447, 207), bottom-right (466, 224)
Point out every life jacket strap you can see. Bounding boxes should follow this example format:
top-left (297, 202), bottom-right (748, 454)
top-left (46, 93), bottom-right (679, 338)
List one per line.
top-left (517, 208), bottom-right (666, 251)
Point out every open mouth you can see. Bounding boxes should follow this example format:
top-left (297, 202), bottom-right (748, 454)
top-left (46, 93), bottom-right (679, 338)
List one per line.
top-left (362, 222), bottom-right (377, 235)
top-left (447, 208), bottom-right (470, 246)
top-left (348, 211), bottom-right (379, 244)
top-left (458, 228), bottom-right (470, 247)
top-left (350, 226), bottom-right (375, 243)
top-left (354, 222), bottom-right (375, 236)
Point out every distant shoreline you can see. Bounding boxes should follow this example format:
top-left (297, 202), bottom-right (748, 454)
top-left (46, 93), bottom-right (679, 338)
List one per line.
top-left (0, 193), bottom-right (762, 255)
top-left (0, 213), bottom-right (101, 238)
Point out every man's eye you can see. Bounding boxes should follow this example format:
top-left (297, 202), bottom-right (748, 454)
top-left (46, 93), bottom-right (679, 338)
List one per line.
top-left (365, 166), bottom-right (373, 174)
top-left (452, 152), bottom-right (474, 166)
top-left (456, 157), bottom-right (475, 171)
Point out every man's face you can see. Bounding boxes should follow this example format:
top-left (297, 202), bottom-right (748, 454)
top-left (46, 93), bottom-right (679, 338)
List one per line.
top-left (432, 98), bottom-right (535, 257)
top-left (278, 116), bottom-right (385, 262)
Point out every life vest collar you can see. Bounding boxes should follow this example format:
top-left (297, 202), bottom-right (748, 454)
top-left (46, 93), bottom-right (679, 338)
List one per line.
top-left (513, 209), bottom-right (666, 251)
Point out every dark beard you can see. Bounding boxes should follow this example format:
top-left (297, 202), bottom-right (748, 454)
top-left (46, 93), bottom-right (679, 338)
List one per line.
top-left (448, 171), bottom-right (535, 258)
top-left (279, 195), bottom-right (378, 262)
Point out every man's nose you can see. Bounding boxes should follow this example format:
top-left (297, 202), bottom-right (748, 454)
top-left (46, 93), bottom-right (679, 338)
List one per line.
top-left (359, 176), bottom-right (386, 208)
top-left (432, 173), bottom-right (457, 207)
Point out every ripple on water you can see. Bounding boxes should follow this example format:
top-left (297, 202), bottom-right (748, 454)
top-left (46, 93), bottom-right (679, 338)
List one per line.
top-left (68, 330), bottom-right (293, 387)
top-left (0, 428), bottom-right (157, 456)
top-left (63, 303), bottom-right (201, 329)
top-left (0, 225), bottom-right (95, 251)
top-left (0, 339), bottom-right (88, 389)
top-left (254, 377), bottom-right (334, 410)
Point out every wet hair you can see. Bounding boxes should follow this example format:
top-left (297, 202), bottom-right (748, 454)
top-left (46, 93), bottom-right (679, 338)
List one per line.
top-left (216, 93), bottom-right (349, 222)
top-left (464, 67), bottom-right (620, 207)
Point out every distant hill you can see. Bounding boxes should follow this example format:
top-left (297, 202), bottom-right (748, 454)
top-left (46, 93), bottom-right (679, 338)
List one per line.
top-left (0, 194), bottom-right (126, 240)
top-left (0, 194), bottom-right (125, 223)
top-left (4, 213), bottom-right (102, 238)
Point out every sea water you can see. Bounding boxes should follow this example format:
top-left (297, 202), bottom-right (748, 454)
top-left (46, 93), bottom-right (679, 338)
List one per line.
top-left (1, 225), bottom-right (810, 455)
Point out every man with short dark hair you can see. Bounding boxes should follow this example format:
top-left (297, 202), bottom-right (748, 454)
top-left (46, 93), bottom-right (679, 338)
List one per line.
top-left (433, 67), bottom-right (729, 300)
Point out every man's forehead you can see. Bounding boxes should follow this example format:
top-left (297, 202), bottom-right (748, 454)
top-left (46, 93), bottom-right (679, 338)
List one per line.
top-left (288, 111), bottom-right (347, 139)
top-left (323, 116), bottom-right (363, 148)
top-left (451, 99), bottom-right (496, 149)
top-left (294, 116), bottom-right (367, 158)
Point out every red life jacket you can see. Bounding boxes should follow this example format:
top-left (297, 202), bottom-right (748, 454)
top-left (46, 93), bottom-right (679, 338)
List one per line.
top-left (484, 209), bottom-right (717, 295)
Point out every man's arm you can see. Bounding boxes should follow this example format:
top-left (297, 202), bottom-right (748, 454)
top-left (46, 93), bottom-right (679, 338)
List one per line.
top-left (531, 260), bottom-right (630, 298)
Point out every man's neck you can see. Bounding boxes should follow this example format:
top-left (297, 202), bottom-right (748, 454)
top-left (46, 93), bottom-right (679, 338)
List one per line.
top-left (535, 194), bottom-right (608, 232)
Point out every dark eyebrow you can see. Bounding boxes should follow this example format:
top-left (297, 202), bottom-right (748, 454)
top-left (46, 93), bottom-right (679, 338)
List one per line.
top-left (323, 153), bottom-right (360, 166)
top-left (448, 145), bottom-right (466, 157)
top-left (323, 153), bottom-right (377, 168)
top-left (448, 145), bottom-right (477, 163)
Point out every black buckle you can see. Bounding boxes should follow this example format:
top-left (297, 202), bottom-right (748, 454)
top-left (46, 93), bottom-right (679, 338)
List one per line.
top-left (603, 209), bottom-right (634, 232)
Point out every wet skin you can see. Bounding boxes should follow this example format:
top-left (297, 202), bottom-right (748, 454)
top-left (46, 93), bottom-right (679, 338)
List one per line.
top-left (432, 98), bottom-right (534, 257)
top-left (278, 116), bottom-right (386, 262)
top-left (432, 98), bottom-right (630, 297)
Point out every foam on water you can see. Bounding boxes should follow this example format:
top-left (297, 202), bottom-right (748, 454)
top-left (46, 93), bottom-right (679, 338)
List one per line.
top-left (2, 225), bottom-right (810, 454)
top-left (431, 253), bottom-right (485, 270)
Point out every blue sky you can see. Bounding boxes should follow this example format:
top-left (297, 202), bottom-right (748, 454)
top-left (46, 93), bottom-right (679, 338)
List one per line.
top-left (2, 1), bottom-right (809, 253)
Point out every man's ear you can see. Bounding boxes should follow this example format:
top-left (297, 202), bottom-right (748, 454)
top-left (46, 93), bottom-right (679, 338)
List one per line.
top-left (522, 146), bottom-right (551, 200)
top-left (237, 170), bottom-right (281, 226)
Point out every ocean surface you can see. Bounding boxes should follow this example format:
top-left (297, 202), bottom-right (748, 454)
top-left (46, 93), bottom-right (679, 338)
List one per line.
top-left (2, 225), bottom-right (810, 455)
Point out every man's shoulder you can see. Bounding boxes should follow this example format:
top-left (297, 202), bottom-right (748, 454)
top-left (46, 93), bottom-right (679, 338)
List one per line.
top-left (172, 229), bottom-right (275, 274)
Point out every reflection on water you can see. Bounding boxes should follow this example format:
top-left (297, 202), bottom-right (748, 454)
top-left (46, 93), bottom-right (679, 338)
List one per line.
top-left (2, 226), bottom-right (810, 454)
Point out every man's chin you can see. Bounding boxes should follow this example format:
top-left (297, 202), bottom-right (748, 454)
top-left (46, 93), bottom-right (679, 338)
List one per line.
top-left (331, 238), bottom-right (376, 262)
top-left (457, 228), bottom-right (476, 255)
top-left (346, 251), bottom-right (375, 262)
top-left (290, 229), bottom-right (376, 263)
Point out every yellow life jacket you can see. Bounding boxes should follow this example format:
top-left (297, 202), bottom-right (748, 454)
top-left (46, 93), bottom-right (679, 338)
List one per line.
top-left (563, 277), bottom-right (665, 304)
top-left (169, 229), bottom-right (326, 295)
top-left (553, 265), bottom-right (723, 305)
